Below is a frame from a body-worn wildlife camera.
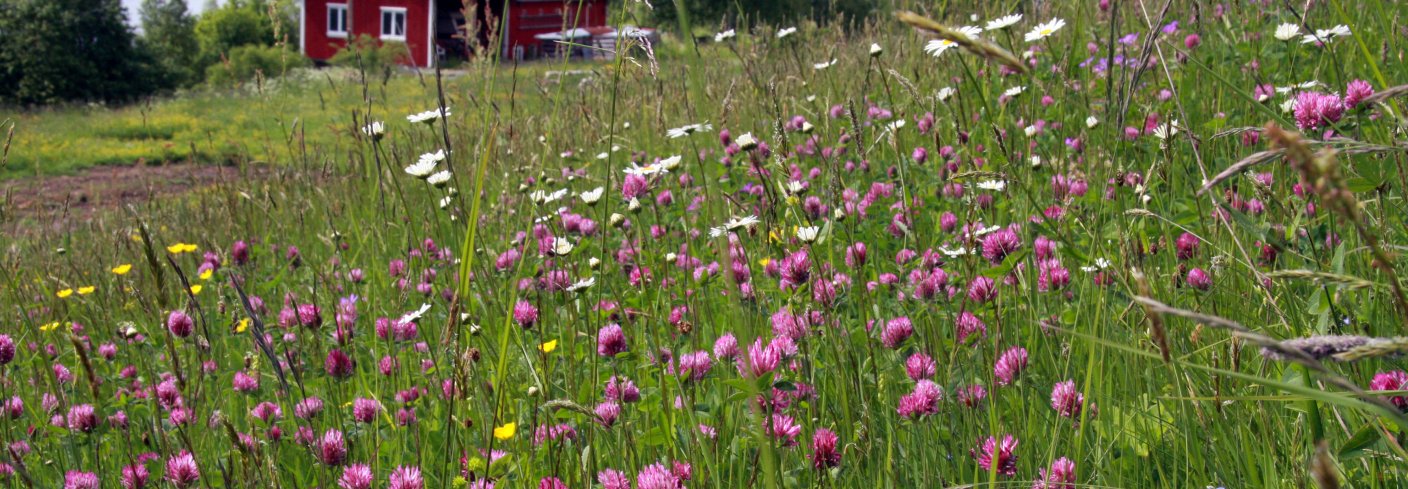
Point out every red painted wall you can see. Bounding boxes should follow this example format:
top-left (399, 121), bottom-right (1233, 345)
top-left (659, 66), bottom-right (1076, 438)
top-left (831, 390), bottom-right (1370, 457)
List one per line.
top-left (303, 0), bottom-right (433, 67)
top-left (502, 0), bottom-right (609, 59)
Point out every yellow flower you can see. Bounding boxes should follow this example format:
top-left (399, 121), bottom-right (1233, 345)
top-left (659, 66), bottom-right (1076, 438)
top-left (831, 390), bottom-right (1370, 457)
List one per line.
top-left (77, 286), bottom-right (95, 295)
top-left (539, 340), bottom-right (558, 353)
top-left (56, 288), bottom-right (74, 298)
top-left (167, 243), bottom-right (185, 254)
top-left (40, 322), bottom-right (61, 332)
top-left (199, 268), bottom-right (213, 280)
top-left (189, 284), bottom-right (203, 295)
top-left (235, 318), bottom-right (251, 333)
top-left (493, 422), bottom-right (516, 440)
top-left (758, 258), bottom-right (771, 268)
top-left (112, 264), bottom-right (132, 275)
top-left (181, 243), bottom-right (199, 253)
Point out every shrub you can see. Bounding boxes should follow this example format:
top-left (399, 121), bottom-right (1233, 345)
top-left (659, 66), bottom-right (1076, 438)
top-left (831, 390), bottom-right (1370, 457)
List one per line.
top-left (328, 35), bottom-right (413, 72)
top-left (204, 45), bottom-right (306, 87)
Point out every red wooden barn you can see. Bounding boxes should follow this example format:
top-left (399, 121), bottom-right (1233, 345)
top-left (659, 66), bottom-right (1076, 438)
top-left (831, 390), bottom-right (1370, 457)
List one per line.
top-left (298, 0), bottom-right (611, 67)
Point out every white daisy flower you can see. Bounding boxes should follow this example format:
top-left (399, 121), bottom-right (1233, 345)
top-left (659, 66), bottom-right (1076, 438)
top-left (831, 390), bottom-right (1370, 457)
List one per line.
top-left (438, 195), bottom-right (452, 209)
top-left (777, 27), bottom-right (797, 39)
top-left (407, 107), bottom-right (451, 124)
top-left (714, 29), bottom-right (736, 42)
top-left (399, 303), bottom-right (432, 324)
top-left (735, 133), bottom-right (758, 150)
top-left (405, 159), bottom-right (438, 178)
top-left (708, 227), bottom-right (727, 238)
top-left (580, 186), bottom-right (604, 205)
top-left (1274, 23), bottom-right (1300, 41)
top-left (1003, 86), bottom-right (1027, 98)
top-left (1030, 155), bottom-right (1043, 167)
top-left (596, 152), bottom-right (609, 160)
top-left (1024, 125), bottom-right (1038, 137)
top-left (923, 26), bottom-right (982, 57)
top-left (976, 180), bottom-right (1006, 191)
top-left (551, 237), bottom-right (574, 256)
top-left (725, 215), bottom-right (761, 230)
top-left (869, 43), bottom-right (883, 56)
top-left (1024, 18), bottom-right (1066, 42)
top-left (667, 122), bottom-right (713, 138)
top-left (1153, 120), bottom-right (1180, 140)
top-left (1085, 115), bottom-right (1100, 128)
top-left (362, 121), bottom-right (385, 139)
top-left (426, 170), bottom-right (452, 187)
top-left (884, 119), bottom-right (906, 131)
top-left (937, 87), bottom-right (957, 101)
top-left (985, 14), bottom-right (1022, 31)
top-left (796, 226), bottom-right (820, 243)
top-left (975, 225), bottom-right (1002, 235)
top-left (813, 59), bottom-right (838, 70)
top-left (566, 276), bottom-right (596, 293)
top-left (939, 245), bottom-right (970, 257)
top-left (657, 155), bottom-right (683, 171)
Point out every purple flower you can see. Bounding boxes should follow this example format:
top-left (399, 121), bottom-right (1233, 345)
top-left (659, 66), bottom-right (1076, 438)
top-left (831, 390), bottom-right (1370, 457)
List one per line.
top-left (65, 471), bottom-right (99, 489)
top-left (339, 464), bottom-right (374, 489)
top-left (995, 347), bottom-right (1029, 386)
top-left (599, 469), bottom-right (631, 489)
top-left (1371, 371), bottom-right (1408, 410)
top-left (388, 465), bottom-right (424, 489)
top-left (1050, 380), bottom-right (1087, 419)
top-left (636, 463), bottom-right (682, 489)
top-left (880, 317), bottom-right (914, 349)
top-left (811, 428), bottom-right (841, 469)
top-left (897, 379), bottom-right (944, 419)
top-left (746, 339), bottom-right (781, 378)
top-left (769, 413), bottom-right (802, 446)
top-left (0, 334), bottom-right (14, 365)
top-left (905, 353), bottom-right (937, 381)
top-left (166, 310), bottom-right (194, 338)
top-left (326, 348), bottom-right (355, 379)
top-left (513, 300), bottom-right (539, 328)
top-left (1186, 268), bottom-right (1212, 291)
top-left (1035, 457), bottom-right (1077, 488)
top-left (1345, 79), bottom-right (1374, 109)
top-left (597, 323), bottom-right (627, 357)
top-left (981, 228), bottom-right (1021, 265)
top-left (352, 398), bottom-right (382, 424)
top-left (319, 429), bottom-right (348, 465)
top-left (165, 451), bottom-right (201, 488)
top-left (122, 463), bottom-right (150, 489)
top-left (973, 435), bottom-right (1018, 476)
top-left (66, 404), bottom-right (96, 433)
top-left (678, 351), bottom-right (712, 382)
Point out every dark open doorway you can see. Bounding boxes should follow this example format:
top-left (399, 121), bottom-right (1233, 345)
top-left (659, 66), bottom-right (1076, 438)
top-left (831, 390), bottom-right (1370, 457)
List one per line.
top-left (435, 0), bottom-right (504, 62)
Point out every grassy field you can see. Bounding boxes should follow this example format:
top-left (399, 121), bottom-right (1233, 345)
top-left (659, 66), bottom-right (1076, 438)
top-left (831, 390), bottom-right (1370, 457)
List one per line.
top-left (4, 1), bottom-right (1408, 488)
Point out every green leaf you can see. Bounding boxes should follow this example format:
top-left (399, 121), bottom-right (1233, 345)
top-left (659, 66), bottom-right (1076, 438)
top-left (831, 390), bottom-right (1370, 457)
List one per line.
top-left (1338, 423), bottom-right (1382, 459)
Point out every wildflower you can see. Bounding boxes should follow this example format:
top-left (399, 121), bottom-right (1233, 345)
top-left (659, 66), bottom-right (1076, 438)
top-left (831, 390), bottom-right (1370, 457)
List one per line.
top-left (339, 464), bottom-right (374, 489)
top-left (1085, 115), bottom-right (1099, 128)
top-left (0, 335), bottom-right (13, 365)
top-left (1345, 79), bottom-right (1374, 109)
top-left (580, 186), bottom-right (605, 205)
top-left (599, 469), bottom-right (631, 489)
top-left (1301, 25), bottom-right (1350, 44)
top-left (746, 338), bottom-right (781, 377)
top-left (1175, 232), bottom-right (1200, 260)
top-left (352, 398), bottom-right (382, 423)
top-left (1371, 371), bottom-right (1408, 410)
top-left (596, 325), bottom-right (630, 356)
top-left (1003, 86), bottom-right (1027, 98)
top-left (65, 471), bottom-right (99, 489)
top-left (1025, 18), bottom-right (1065, 42)
top-left (776, 27), bottom-right (797, 39)
top-left (1274, 23), bottom-right (1300, 41)
top-left (981, 227), bottom-right (1021, 265)
top-left (66, 404), bottom-right (97, 433)
top-left (994, 346), bottom-right (1029, 386)
top-left (735, 132), bottom-right (759, 150)
top-left (881, 317), bottom-right (914, 349)
top-left (512, 300), bottom-right (538, 328)
top-left (1186, 268), bottom-right (1212, 290)
top-left (165, 451), bottom-right (201, 488)
top-left (1050, 380), bottom-right (1087, 418)
top-left (167, 310), bottom-right (194, 338)
top-left (769, 413), bottom-right (802, 446)
top-left (326, 349), bottom-right (355, 379)
top-left (112, 263), bottom-right (132, 275)
top-left (924, 26), bottom-right (982, 57)
top-left (897, 380), bottom-right (943, 419)
top-left (1035, 458), bottom-right (1077, 488)
top-left (937, 86), bottom-right (956, 101)
top-left (407, 107), bottom-right (450, 124)
top-left (973, 435), bottom-right (1018, 476)
top-left (122, 463), bottom-right (151, 489)
top-left (869, 43), bottom-right (883, 56)
top-left (426, 170), bottom-right (452, 188)
top-left (388, 466), bottom-right (424, 489)
top-left (493, 422), bottom-right (516, 440)
top-left (810, 428), bottom-right (841, 469)
top-left (637, 463), bottom-right (682, 489)
top-left (362, 121), bottom-right (386, 140)
top-left (667, 123), bottom-right (712, 138)
top-left (796, 226), bottom-right (820, 243)
top-left (539, 340), bottom-right (558, 353)
top-left (550, 237), bottom-right (574, 256)
top-left (319, 429), bottom-right (348, 465)
top-left (985, 14), bottom-right (1022, 31)
top-left (566, 276), bottom-right (596, 293)
top-left (405, 159), bottom-right (437, 178)
top-left (813, 59), bottom-right (838, 70)
top-left (56, 288), bottom-right (74, 298)
top-left (714, 29), bottom-right (735, 42)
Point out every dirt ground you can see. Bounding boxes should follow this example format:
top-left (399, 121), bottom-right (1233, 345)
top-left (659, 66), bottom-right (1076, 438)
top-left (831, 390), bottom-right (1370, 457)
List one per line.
top-left (1, 163), bottom-right (264, 234)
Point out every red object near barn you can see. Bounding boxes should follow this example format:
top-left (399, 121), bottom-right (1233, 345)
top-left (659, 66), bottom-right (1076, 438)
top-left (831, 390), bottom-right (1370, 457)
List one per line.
top-left (297, 0), bottom-right (611, 67)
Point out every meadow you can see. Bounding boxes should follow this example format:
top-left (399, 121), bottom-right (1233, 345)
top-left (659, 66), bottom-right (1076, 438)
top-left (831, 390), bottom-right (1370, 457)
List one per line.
top-left (3, 0), bottom-right (1408, 487)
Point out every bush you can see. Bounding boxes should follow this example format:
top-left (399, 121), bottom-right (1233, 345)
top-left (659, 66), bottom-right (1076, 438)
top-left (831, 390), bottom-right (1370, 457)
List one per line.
top-left (328, 35), bottom-right (413, 72)
top-left (194, 2), bottom-right (276, 69)
top-left (204, 45), bottom-right (306, 86)
top-left (0, 0), bottom-right (160, 105)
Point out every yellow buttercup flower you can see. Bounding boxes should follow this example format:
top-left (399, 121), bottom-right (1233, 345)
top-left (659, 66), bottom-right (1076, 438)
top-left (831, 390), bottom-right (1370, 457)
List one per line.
top-left (758, 258), bottom-right (771, 268)
top-left (56, 289), bottom-right (74, 298)
top-left (189, 284), bottom-right (203, 295)
top-left (493, 422), bottom-right (516, 440)
top-left (77, 286), bottom-right (95, 295)
top-left (539, 340), bottom-right (558, 353)
top-left (40, 322), bottom-right (61, 332)
top-left (235, 318), bottom-right (251, 333)
top-left (112, 264), bottom-right (132, 275)
top-left (199, 268), bottom-right (213, 280)
top-left (181, 243), bottom-right (199, 253)
top-left (167, 243), bottom-right (185, 254)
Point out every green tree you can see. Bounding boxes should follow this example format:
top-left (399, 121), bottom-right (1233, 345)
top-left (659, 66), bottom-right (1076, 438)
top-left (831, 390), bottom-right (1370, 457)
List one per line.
top-left (0, 0), bottom-right (160, 105)
top-left (193, 0), bottom-right (275, 69)
top-left (140, 0), bottom-right (200, 88)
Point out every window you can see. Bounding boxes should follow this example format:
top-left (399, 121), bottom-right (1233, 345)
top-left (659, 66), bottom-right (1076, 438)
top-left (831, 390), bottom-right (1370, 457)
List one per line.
top-left (327, 4), bottom-right (348, 38)
top-left (380, 7), bottom-right (407, 41)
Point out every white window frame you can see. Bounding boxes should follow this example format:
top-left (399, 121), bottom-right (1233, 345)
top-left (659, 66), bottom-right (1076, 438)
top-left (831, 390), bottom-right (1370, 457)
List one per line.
top-left (327, 3), bottom-right (349, 39)
top-left (380, 7), bottom-right (408, 41)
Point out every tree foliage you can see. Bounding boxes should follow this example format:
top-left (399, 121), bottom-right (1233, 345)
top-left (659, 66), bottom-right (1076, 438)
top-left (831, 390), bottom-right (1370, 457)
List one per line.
top-left (140, 0), bottom-right (200, 89)
top-left (648, 0), bottom-right (877, 33)
top-left (0, 0), bottom-right (159, 105)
